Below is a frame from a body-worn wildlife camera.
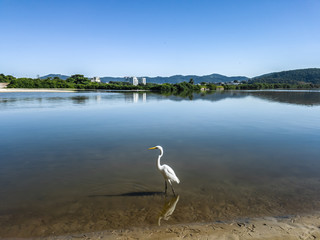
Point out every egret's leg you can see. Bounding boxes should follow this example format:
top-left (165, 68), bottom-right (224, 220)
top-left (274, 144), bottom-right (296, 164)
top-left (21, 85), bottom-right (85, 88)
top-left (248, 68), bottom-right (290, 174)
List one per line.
top-left (169, 182), bottom-right (176, 196)
top-left (164, 181), bottom-right (167, 194)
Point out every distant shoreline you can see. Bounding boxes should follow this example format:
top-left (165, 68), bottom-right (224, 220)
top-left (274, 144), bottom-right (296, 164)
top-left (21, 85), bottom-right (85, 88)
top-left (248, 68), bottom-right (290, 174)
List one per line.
top-left (1, 88), bottom-right (320, 94)
top-left (0, 88), bottom-right (152, 93)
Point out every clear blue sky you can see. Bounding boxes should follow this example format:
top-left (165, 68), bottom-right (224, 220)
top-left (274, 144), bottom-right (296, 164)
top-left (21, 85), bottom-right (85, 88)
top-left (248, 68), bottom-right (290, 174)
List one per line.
top-left (1, 0), bottom-right (320, 78)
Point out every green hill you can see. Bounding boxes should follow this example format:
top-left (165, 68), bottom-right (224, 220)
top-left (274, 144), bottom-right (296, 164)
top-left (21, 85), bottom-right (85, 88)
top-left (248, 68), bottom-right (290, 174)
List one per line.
top-left (250, 68), bottom-right (320, 84)
top-left (146, 74), bottom-right (248, 84)
top-left (41, 74), bottom-right (248, 84)
top-left (101, 74), bottom-right (248, 84)
top-left (40, 74), bottom-right (69, 80)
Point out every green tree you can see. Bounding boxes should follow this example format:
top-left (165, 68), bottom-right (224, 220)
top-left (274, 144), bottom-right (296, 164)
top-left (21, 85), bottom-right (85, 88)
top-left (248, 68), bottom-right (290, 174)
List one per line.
top-left (66, 74), bottom-right (90, 85)
top-left (0, 74), bottom-right (16, 83)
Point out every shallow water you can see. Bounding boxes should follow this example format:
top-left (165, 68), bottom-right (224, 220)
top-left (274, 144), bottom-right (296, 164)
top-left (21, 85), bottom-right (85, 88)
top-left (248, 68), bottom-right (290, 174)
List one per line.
top-left (1, 90), bottom-right (320, 238)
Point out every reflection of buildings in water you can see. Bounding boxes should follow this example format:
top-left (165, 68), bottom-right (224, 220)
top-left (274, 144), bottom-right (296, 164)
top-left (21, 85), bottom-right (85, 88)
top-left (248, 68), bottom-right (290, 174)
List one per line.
top-left (133, 92), bottom-right (139, 103)
top-left (158, 195), bottom-right (180, 226)
top-left (124, 92), bottom-right (147, 103)
top-left (96, 95), bottom-right (101, 103)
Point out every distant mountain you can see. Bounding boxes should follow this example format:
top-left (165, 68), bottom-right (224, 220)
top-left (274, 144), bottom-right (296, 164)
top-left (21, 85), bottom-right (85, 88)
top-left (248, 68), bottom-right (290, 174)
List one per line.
top-left (250, 68), bottom-right (320, 84)
top-left (101, 74), bottom-right (248, 84)
top-left (38, 69), bottom-right (320, 85)
top-left (40, 74), bottom-right (126, 82)
top-left (100, 77), bottom-right (126, 83)
top-left (40, 74), bottom-right (249, 84)
top-left (40, 74), bottom-right (69, 80)
top-left (145, 74), bottom-right (248, 84)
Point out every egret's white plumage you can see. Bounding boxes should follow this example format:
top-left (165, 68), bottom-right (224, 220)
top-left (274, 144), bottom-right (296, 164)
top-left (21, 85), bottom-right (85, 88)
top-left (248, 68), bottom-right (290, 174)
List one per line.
top-left (162, 165), bottom-right (180, 184)
top-left (149, 145), bottom-right (180, 195)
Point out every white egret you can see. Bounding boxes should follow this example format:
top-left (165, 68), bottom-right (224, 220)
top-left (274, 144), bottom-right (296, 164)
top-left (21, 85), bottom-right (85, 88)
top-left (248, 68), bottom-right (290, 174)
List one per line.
top-left (149, 146), bottom-right (180, 195)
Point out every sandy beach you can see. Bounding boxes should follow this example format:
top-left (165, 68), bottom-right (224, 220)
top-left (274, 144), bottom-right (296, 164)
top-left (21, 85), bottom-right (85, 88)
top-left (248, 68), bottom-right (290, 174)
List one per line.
top-left (0, 89), bottom-right (76, 93)
top-left (17, 213), bottom-right (318, 240)
top-left (0, 83), bottom-right (75, 92)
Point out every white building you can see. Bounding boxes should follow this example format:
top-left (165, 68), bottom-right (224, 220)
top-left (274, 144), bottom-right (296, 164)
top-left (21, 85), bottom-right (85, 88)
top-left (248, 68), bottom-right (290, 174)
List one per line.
top-left (127, 77), bottom-right (139, 86)
top-left (125, 76), bottom-right (146, 86)
top-left (91, 77), bottom-right (101, 83)
top-left (140, 77), bottom-right (146, 85)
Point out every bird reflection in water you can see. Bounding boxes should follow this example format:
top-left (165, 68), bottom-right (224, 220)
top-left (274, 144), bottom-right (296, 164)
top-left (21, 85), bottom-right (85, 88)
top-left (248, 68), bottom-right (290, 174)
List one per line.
top-left (158, 195), bottom-right (180, 226)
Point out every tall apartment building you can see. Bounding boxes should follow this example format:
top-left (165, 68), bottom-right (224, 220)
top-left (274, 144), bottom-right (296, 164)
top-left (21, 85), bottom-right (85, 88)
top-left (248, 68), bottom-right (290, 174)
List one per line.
top-left (125, 77), bottom-right (146, 86)
top-left (91, 77), bottom-right (101, 83)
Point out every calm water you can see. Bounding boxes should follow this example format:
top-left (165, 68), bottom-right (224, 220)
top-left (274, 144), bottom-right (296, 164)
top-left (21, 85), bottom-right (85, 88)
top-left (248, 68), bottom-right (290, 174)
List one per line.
top-left (1, 90), bottom-right (320, 238)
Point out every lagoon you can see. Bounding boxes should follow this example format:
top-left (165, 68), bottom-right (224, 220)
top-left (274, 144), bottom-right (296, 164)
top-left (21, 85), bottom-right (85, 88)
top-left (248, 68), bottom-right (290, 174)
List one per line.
top-left (1, 90), bottom-right (320, 238)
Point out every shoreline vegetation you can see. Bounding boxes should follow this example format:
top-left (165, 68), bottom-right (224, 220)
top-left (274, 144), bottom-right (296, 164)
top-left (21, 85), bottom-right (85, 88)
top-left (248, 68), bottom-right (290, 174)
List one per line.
top-left (1, 69), bottom-right (320, 95)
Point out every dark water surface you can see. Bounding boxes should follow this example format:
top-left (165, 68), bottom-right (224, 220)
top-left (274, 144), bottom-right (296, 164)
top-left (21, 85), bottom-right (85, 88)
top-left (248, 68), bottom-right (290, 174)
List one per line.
top-left (1, 90), bottom-right (320, 238)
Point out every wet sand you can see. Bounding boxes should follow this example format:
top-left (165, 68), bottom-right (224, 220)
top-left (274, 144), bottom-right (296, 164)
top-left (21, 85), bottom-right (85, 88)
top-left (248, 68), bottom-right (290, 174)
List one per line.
top-left (14, 213), bottom-right (320, 240)
top-left (1, 189), bottom-right (320, 239)
top-left (0, 83), bottom-right (9, 88)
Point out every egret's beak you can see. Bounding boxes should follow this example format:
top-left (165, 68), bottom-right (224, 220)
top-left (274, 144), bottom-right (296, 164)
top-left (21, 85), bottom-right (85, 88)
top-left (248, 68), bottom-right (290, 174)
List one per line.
top-left (149, 147), bottom-right (157, 150)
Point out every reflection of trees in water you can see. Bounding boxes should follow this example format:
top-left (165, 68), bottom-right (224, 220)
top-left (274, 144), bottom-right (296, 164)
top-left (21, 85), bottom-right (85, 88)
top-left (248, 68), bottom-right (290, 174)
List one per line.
top-left (71, 96), bottom-right (89, 104)
top-left (0, 98), bottom-right (17, 104)
top-left (152, 91), bottom-right (246, 102)
top-left (197, 90), bottom-right (320, 106)
top-left (46, 97), bottom-right (64, 102)
top-left (248, 91), bottom-right (320, 106)
top-left (153, 90), bottom-right (320, 106)
top-left (1, 90), bottom-right (320, 107)
top-left (158, 195), bottom-right (180, 226)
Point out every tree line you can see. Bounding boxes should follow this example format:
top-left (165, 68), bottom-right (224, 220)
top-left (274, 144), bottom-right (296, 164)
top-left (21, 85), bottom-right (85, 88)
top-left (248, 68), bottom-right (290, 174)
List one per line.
top-left (223, 82), bottom-right (320, 90)
top-left (2, 73), bottom-right (320, 92)
top-left (4, 74), bottom-right (203, 92)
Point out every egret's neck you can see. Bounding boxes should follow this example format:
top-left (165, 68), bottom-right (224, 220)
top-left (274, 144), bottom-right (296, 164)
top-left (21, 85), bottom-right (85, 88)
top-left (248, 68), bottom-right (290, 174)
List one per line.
top-left (157, 148), bottom-right (163, 170)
